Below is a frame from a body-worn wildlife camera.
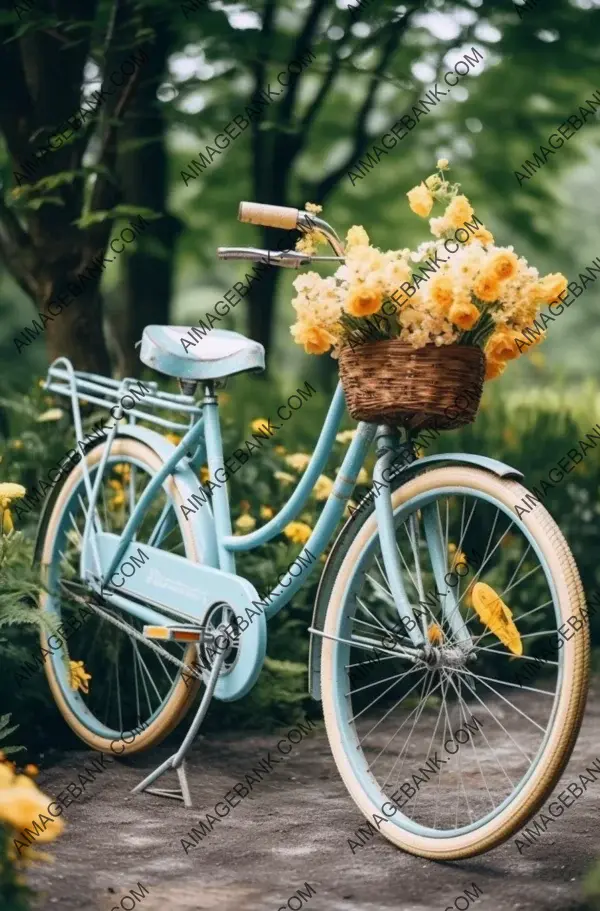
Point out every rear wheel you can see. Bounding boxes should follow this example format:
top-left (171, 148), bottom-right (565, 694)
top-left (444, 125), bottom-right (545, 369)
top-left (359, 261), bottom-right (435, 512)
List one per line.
top-left (321, 466), bottom-right (589, 859)
top-left (38, 438), bottom-right (203, 755)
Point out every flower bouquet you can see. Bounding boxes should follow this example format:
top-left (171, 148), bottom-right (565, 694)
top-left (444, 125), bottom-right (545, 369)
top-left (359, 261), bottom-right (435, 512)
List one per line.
top-left (290, 161), bottom-right (566, 430)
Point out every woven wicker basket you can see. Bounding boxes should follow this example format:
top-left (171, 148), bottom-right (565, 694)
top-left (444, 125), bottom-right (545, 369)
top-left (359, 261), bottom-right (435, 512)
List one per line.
top-left (338, 340), bottom-right (485, 430)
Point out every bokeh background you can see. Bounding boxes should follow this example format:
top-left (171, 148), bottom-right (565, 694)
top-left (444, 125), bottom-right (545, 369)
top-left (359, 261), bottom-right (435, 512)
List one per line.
top-left (1, 0), bottom-right (600, 903)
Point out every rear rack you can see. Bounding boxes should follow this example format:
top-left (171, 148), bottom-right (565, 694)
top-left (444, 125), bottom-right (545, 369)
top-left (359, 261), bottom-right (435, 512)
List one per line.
top-left (43, 358), bottom-right (203, 434)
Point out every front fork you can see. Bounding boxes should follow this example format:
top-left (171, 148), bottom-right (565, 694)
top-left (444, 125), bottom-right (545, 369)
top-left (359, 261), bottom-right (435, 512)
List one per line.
top-left (372, 425), bottom-right (473, 655)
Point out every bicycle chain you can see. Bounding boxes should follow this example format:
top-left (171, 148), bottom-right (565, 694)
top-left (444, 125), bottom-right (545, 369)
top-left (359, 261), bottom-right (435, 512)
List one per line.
top-left (59, 581), bottom-right (205, 682)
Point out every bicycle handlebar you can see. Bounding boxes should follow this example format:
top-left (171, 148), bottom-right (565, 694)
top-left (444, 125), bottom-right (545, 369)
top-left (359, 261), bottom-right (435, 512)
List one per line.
top-left (238, 201), bottom-right (300, 230)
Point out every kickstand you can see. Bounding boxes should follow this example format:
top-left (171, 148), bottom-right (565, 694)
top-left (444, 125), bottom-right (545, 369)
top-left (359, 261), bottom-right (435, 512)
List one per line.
top-left (130, 644), bottom-right (226, 807)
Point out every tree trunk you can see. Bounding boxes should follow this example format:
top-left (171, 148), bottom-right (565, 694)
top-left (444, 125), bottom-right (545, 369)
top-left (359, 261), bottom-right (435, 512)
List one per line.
top-left (115, 24), bottom-right (181, 378)
top-left (43, 285), bottom-right (111, 374)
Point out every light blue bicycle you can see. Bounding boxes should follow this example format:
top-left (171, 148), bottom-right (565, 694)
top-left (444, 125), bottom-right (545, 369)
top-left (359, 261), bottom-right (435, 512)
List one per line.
top-left (35, 200), bottom-right (589, 859)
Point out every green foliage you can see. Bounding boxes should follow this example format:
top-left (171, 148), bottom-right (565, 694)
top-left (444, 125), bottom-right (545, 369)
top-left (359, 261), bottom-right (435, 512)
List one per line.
top-left (0, 714), bottom-right (24, 758)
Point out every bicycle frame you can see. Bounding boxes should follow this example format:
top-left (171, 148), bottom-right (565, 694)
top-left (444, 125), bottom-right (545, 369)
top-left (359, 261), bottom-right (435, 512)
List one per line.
top-left (76, 377), bottom-right (434, 647)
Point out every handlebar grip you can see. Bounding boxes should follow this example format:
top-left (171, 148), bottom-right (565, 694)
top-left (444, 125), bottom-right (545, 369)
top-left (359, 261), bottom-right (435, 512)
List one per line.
top-left (238, 201), bottom-right (300, 230)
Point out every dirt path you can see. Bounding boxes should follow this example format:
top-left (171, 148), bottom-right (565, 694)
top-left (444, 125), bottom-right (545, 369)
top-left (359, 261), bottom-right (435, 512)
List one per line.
top-left (26, 681), bottom-right (600, 911)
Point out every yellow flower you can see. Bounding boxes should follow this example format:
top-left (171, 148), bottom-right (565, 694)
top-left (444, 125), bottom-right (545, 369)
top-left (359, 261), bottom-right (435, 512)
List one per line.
top-left (536, 272), bottom-right (568, 303)
top-left (345, 285), bottom-right (382, 317)
top-left (336, 430), bottom-right (356, 444)
top-left (488, 251), bottom-right (519, 282)
top-left (313, 475), bottom-right (334, 501)
top-left (448, 300), bottom-right (480, 330)
top-left (473, 272), bottom-right (500, 303)
top-left (290, 322), bottom-right (337, 355)
top-left (485, 358), bottom-right (506, 381)
top-left (486, 330), bottom-right (520, 362)
top-left (36, 408), bottom-right (64, 423)
top-left (113, 463), bottom-right (131, 482)
top-left (437, 158), bottom-right (449, 169)
top-left (165, 432), bottom-right (182, 446)
top-left (68, 660), bottom-right (91, 694)
top-left (235, 513), bottom-right (256, 534)
top-left (283, 521), bottom-right (312, 544)
top-left (24, 765), bottom-right (39, 777)
top-left (0, 483), bottom-right (26, 536)
top-left (444, 194), bottom-right (473, 228)
top-left (274, 471), bottom-right (296, 485)
top-left (260, 505), bottom-right (274, 520)
top-left (430, 275), bottom-right (454, 314)
top-left (274, 445), bottom-right (286, 455)
top-left (305, 202), bottom-right (323, 214)
top-left (251, 418), bottom-right (269, 434)
top-left (0, 782), bottom-right (64, 842)
top-left (11, 440), bottom-right (23, 450)
top-left (346, 225), bottom-right (370, 248)
top-left (407, 183), bottom-right (434, 217)
top-left (286, 453), bottom-right (311, 472)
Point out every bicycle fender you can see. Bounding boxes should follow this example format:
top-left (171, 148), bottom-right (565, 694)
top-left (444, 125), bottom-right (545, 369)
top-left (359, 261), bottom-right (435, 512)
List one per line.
top-left (308, 451), bottom-right (523, 701)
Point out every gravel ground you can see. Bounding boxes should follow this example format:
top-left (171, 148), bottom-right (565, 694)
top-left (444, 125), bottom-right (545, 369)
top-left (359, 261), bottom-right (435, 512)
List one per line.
top-left (25, 679), bottom-right (600, 911)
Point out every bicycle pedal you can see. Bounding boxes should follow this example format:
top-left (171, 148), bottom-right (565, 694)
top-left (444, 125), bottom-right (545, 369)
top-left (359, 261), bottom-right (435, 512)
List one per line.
top-left (143, 625), bottom-right (203, 642)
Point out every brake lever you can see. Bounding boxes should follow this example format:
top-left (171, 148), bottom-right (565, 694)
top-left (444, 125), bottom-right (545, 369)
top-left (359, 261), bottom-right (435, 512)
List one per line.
top-left (217, 247), bottom-right (345, 268)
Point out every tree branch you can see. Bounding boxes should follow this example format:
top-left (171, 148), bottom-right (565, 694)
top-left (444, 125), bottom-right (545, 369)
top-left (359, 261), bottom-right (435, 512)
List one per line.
top-left (312, 12), bottom-right (414, 201)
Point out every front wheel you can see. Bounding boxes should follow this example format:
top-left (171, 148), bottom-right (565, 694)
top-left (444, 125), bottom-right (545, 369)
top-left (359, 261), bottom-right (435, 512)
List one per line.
top-left (321, 466), bottom-right (589, 860)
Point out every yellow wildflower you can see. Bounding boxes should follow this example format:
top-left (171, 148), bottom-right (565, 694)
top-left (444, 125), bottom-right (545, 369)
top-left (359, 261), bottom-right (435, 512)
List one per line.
top-left (290, 322), bottom-right (337, 355)
top-left (0, 781), bottom-right (64, 843)
top-left (274, 471), bottom-right (296, 485)
top-left (313, 475), bottom-right (334, 501)
top-left (68, 660), bottom-right (91, 694)
top-left (283, 521), bottom-right (312, 544)
top-left (448, 300), bottom-right (480, 331)
top-left (437, 158), bottom-right (449, 169)
top-left (275, 445), bottom-right (286, 455)
top-left (0, 483), bottom-right (26, 535)
top-left (260, 505), bottom-right (274, 520)
top-left (305, 202), bottom-right (323, 214)
top-left (286, 453), bottom-right (311, 472)
top-left (336, 430), bottom-right (356, 444)
top-left (444, 194), bottom-right (473, 228)
top-left (345, 284), bottom-right (382, 317)
top-left (251, 418), bottom-right (269, 434)
top-left (407, 183), bottom-right (434, 217)
top-left (346, 225), bottom-right (370, 248)
top-left (36, 408), bottom-right (64, 422)
top-left (165, 432), bottom-right (182, 446)
top-left (235, 514), bottom-right (256, 534)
